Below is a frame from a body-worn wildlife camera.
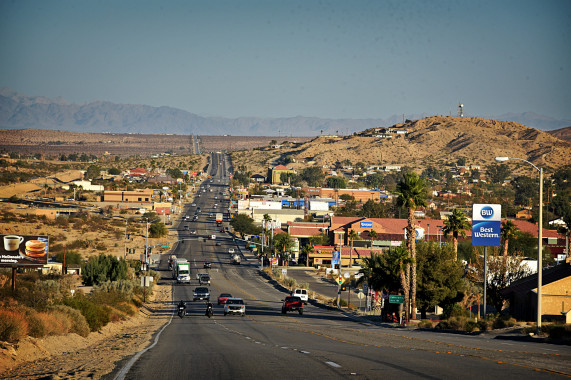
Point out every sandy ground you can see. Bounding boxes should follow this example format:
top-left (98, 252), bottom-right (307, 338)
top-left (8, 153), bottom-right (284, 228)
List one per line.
top-left (0, 282), bottom-right (173, 380)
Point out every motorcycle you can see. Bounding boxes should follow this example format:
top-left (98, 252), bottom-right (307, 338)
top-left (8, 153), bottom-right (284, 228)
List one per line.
top-left (205, 304), bottom-right (213, 318)
top-left (178, 305), bottom-right (186, 318)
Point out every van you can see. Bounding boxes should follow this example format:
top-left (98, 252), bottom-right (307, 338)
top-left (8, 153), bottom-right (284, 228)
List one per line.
top-left (291, 288), bottom-right (308, 303)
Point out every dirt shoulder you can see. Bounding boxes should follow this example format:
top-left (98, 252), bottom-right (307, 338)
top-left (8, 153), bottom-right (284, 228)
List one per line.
top-left (0, 282), bottom-right (173, 380)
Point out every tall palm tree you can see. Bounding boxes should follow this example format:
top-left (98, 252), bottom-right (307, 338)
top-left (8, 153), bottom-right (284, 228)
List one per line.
top-left (500, 220), bottom-right (518, 260)
top-left (395, 172), bottom-right (427, 319)
top-left (348, 229), bottom-right (358, 268)
top-left (442, 209), bottom-right (471, 261)
top-left (369, 229), bottom-right (378, 247)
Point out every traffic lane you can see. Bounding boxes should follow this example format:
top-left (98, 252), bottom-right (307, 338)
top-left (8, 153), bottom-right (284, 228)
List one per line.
top-left (123, 315), bottom-right (351, 380)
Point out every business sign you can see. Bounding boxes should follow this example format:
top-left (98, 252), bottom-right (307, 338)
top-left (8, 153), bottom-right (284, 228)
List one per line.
top-left (332, 251), bottom-right (340, 266)
top-left (472, 204), bottom-right (501, 247)
top-left (271, 257), bottom-right (278, 266)
top-left (404, 227), bottom-right (425, 241)
top-left (0, 234), bottom-right (49, 267)
top-left (360, 221), bottom-right (373, 229)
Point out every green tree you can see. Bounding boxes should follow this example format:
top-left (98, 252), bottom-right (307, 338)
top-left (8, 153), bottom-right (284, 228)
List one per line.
top-left (415, 241), bottom-right (465, 319)
top-left (327, 176), bottom-right (346, 189)
top-left (300, 166), bottom-right (325, 187)
top-left (500, 220), bottom-right (518, 259)
top-left (364, 173), bottom-right (384, 189)
top-left (348, 229), bottom-right (358, 268)
top-left (149, 222), bottom-right (168, 238)
top-left (358, 252), bottom-right (398, 293)
top-left (230, 214), bottom-right (259, 238)
top-left (442, 209), bottom-right (471, 261)
top-left (84, 165), bottom-right (101, 180)
top-left (108, 167), bottom-right (121, 175)
top-left (395, 171), bottom-right (427, 319)
top-left (273, 233), bottom-right (294, 265)
top-left (309, 233), bottom-right (330, 246)
top-left (82, 254), bottom-right (128, 286)
top-left (54, 250), bottom-right (83, 265)
top-left (166, 168), bottom-right (183, 179)
top-left (487, 164), bottom-right (511, 184)
top-left (359, 199), bottom-right (387, 218)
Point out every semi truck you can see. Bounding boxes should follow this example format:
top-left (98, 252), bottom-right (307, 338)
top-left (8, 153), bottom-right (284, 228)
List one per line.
top-left (216, 213), bottom-right (223, 226)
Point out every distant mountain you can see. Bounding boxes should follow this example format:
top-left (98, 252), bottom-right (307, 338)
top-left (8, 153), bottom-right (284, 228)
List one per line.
top-left (1, 87), bottom-right (568, 136)
top-left (548, 126), bottom-right (571, 143)
top-left (493, 112), bottom-right (571, 131)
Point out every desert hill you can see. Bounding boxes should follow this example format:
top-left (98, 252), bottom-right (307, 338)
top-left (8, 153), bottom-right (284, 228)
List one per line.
top-left (232, 116), bottom-right (571, 175)
top-left (548, 126), bottom-right (571, 143)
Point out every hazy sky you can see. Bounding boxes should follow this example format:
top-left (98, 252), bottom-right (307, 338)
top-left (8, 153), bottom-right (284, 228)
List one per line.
top-left (1, 0), bottom-right (570, 120)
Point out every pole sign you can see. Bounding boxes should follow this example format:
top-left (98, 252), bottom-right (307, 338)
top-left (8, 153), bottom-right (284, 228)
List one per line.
top-left (0, 234), bottom-right (49, 267)
top-left (472, 204), bottom-right (501, 247)
top-left (332, 251), bottom-right (340, 266)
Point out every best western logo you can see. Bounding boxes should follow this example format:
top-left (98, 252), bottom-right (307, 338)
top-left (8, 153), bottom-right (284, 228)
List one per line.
top-left (480, 206), bottom-right (494, 219)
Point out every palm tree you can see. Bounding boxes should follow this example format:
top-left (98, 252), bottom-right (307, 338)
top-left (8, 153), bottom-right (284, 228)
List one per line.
top-left (369, 229), bottom-right (378, 247)
top-left (395, 171), bottom-right (427, 319)
top-left (500, 220), bottom-right (518, 261)
top-left (388, 246), bottom-right (415, 321)
top-left (348, 229), bottom-right (358, 268)
top-left (442, 209), bottom-right (471, 261)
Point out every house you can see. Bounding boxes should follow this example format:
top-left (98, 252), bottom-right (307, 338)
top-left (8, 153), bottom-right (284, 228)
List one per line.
top-left (501, 259), bottom-right (571, 323)
top-left (250, 174), bottom-right (266, 183)
top-left (516, 209), bottom-right (533, 220)
top-left (271, 165), bottom-right (295, 184)
top-left (103, 189), bottom-right (153, 203)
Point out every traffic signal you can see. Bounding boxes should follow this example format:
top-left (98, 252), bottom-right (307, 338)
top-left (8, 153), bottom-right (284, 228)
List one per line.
top-left (341, 284), bottom-right (347, 291)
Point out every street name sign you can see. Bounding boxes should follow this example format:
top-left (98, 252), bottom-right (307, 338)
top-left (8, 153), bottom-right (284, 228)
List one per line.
top-left (389, 295), bottom-right (404, 304)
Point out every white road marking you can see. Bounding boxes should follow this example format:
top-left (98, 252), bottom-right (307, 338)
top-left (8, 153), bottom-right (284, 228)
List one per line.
top-left (326, 361), bottom-right (341, 368)
top-left (300, 351), bottom-right (310, 354)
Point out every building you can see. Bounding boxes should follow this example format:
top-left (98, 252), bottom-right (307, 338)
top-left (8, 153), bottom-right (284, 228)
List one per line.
top-left (271, 165), bottom-right (296, 184)
top-left (303, 187), bottom-right (382, 203)
top-left (501, 259), bottom-right (571, 323)
top-left (103, 189), bottom-right (153, 203)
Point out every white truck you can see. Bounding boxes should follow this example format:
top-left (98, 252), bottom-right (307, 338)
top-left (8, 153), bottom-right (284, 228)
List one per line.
top-left (176, 261), bottom-right (191, 284)
top-left (231, 253), bottom-right (241, 265)
top-left (216, 212), bottom-right (223, 226)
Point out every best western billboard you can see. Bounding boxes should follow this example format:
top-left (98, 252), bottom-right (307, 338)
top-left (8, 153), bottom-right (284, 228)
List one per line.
top-left (0, 234), bottom-right (49, 267)
top-left (472, 204), bottom-right (501, 247)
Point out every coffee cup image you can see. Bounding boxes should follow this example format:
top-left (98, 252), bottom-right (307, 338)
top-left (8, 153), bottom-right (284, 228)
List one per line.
top-left (3, 235), bottom-right (24, 251)
top-left (24, 240), bottom-right (46, 258)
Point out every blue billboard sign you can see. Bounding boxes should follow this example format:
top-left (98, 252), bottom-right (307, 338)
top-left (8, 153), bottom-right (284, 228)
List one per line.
top-left (332, 251), bottom-right (340, 265)
top-left (472, 204), bottom-right (501, 247)
top-left (360, 221), bottom-right (373, 228)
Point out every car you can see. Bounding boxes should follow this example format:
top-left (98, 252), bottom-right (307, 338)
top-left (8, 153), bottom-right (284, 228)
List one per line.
top-left (224, 298), bottom-right (246, 316)
top-left (190, 229), bottom-right (196, 234)
top-left (193, 286), bottom-right (210, 301)
top-left (217, 293), bottom-right (233, 305)
top-left (282, 296), bottom-right (303, 315)
top-left (192, 203), bottom-right (196, 206)
top-left (199, 274), bottom-right (211, 285)
top-left (291, 288), bottom-right (308, 303)
top-left (228, 248), bottom-right (235, 254)
top-left (215, 242), bottom-right (221, 246)
top-left (220, 228), bottom-right (225, 233)
top-left (203, 261), bottom-right (211, 269)
top-left (183, 225), bottom-right (189, 231)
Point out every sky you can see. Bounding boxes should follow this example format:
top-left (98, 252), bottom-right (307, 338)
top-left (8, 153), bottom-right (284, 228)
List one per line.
top-left (1, 0), bottom-right (570, 120)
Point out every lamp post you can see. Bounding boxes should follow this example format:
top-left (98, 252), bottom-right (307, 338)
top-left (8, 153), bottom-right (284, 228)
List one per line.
top-left (495, 156), bottom-right (543, 333)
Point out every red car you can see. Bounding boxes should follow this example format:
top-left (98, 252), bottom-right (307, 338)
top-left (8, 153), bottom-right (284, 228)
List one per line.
top-left (282, 296), bottom-right (303, 315)
top-left (218, 293), bottom-right (233, 305)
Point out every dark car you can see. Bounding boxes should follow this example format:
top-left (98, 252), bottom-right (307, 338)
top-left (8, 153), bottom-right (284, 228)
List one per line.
top-left (204, 261), bottom-right (212, 269)
top-left (193, 286), bottom-right (210, 302)
top-left (217, 293), bottom-right (233, 305)
top-left (282, 296), bottom-right (303, 315)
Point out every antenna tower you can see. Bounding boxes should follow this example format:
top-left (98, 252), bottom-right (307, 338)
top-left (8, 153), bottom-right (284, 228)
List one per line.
top-left (458, 103), bottom-right (464, 118)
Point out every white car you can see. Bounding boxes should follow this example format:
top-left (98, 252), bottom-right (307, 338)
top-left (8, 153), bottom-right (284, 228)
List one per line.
top-left (291, 288), bottom-right (308, 303)
top-left (224, 298), bottom-right (246, 316)
top-left (228, 248), bottom-right (235, 254)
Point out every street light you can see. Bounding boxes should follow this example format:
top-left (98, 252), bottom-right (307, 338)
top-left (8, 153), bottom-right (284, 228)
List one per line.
top-left (495, 156), bottom-right (543, 333)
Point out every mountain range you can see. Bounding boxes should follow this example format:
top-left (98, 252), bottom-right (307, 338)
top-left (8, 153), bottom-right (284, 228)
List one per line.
top-left (1, 87), bottom-right (569, 136)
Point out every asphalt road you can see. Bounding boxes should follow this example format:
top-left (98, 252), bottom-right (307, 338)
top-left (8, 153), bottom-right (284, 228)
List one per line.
top-left (107, 153), bottom-right (571, 379)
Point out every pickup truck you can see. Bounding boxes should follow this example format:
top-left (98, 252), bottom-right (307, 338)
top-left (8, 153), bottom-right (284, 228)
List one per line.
top-left (282, 296), bottom-right (303, 315)
top-left (193, 287), bottom-right (210, 302)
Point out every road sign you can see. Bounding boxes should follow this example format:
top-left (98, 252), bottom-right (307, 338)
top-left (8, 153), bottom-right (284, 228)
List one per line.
top-left (363, 282), bottom-right (368, 294)
top-left (472, 204), bottom-right (501, 247)
top-left (336, 276), bottom-right (343, 284)
top-left (281, 268), bottom-right (287, 276)
top-left (389, 295), bottom-right (404, 304)
top-left (357, 292), bottom-right (365, 300)
top-left (162, 244), bottom-right (169, 248)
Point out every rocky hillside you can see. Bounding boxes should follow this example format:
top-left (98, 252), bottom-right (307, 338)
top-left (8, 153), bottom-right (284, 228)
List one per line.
top-left (548, 126), bottom-right (571, 143)
top-left (232, 116), bottom-right (571, 175)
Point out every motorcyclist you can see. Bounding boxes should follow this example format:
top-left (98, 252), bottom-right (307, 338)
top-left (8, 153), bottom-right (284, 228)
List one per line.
top-left (178, 300), bottom-right (186, 310)
top-left (205, 302), bottom-right (213, 316)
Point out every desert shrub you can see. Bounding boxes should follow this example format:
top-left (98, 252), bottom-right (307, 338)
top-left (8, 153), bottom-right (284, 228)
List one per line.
top-left (114, 302), bottom-right (137, 316)
top-left (283, 277), bottom-right (297, 288)
top-left (82, 254), bottom-right (128, 286)
top-left (477, 320), bottom-right (488, 331)
top-left (543, 324), bottom-right (571, 340)
top-left (464, 320), bottom-right (478, 332)
top-left (271, 268), bottom-right (282, 278)
top-left (64, 294), bottom-right (110, 332)
top-left (492, 314), bottom-right (516, 329)
top-left (48, 305), bottom-right (90, 337)
top-left (440, 304), bottom-right (469, 320)
top-left (417, 320), bottom-right (434, 329)
top-left (35, 311), bottom-right (69, 336)
top-left (435, 321), bottom-right (450, 330)
top-left (0, 309), bottom-right (29, 343)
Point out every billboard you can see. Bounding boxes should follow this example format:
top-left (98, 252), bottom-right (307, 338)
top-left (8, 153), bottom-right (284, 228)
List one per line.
top-left (472, 204), bottom-right (501, 247)
top-left (1, 234), bottom-right (49, 267)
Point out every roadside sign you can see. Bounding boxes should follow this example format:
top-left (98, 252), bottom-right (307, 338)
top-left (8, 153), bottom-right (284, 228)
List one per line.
top-left (281, 268), bottom-right (287, 276)
top-left (336, 276), bottom-right (343, 285)
top-left (472, 204), bottom-right (501, 247)
top-left (271, 257), bottom-right (278, 266)
top-left (389, 295), bottom-right (404, 304)
top-left (357, 292), bottom-right (365, 300)
top-left (332, 251), bottom-right (340, 266)
top-left (162, 244), bottom-right (169, 248)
